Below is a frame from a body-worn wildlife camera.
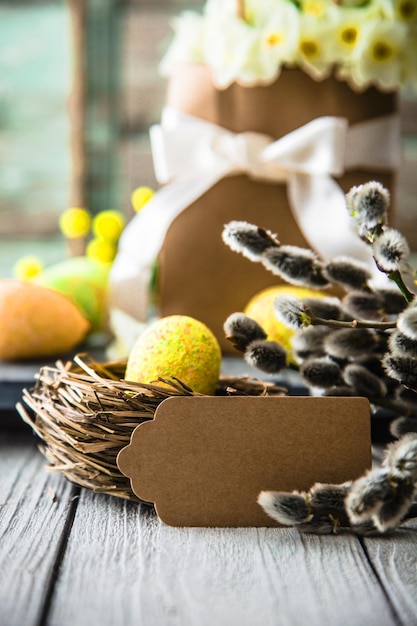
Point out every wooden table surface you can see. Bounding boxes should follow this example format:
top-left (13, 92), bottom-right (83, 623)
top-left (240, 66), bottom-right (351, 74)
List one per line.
top-left (1, 427), bottom-right (416, 626)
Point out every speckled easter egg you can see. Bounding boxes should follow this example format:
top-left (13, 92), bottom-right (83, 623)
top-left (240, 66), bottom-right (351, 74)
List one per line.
top-left (124, 315), bottom-right (221, 395)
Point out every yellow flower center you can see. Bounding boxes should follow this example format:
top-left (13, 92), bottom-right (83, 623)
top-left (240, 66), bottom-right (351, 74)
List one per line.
top-left (300, 39), bottom-right (319, 58)
top-left (397, 0), bottom-right (417, 21)
top-left (340, 27), bottom-right (358, 46)
top-left (265, 32), bottom-right (284, 46)
top-left (371, 41), bottom-right (395, 62)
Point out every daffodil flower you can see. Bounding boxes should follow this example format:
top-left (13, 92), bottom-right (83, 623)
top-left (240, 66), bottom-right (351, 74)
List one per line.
top-left (159, 0), bottom-right (416, 91)
top-left (255, 3), bottom-right (300, 83)
top-left (350, 18), bottom-right (408, 90)
top-left (297, 13), bottom-right (335, 80)
top-left (299, 0), bottom-right (332, 20)
top-left (327, 8), bottom-right (368, 66)
top-left (394, 0), bottom-right (417, 23)
top-left (203, 16), bottom-right (259, 88)
top-left (158, 12), bottom-right (205, 77)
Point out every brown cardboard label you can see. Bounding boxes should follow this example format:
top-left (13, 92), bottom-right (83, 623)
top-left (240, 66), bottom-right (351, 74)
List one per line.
top-left (117, 395), bottom-right (371, 527)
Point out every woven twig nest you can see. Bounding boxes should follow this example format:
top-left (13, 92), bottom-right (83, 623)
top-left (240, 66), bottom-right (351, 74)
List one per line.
top-left (17, 353), bottom-right (286, 501)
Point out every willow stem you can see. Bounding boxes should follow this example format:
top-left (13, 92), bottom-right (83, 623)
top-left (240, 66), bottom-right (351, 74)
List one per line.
top-left (307, 308), bottom-right (397, 331)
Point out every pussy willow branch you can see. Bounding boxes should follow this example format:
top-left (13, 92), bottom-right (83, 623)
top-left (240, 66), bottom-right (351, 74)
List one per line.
top-left (307, 308), bottom-right (397, 330)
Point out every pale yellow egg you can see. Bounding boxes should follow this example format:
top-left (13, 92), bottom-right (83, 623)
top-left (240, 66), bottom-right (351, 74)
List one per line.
top-left (244, 285), bottom-right (325, 360)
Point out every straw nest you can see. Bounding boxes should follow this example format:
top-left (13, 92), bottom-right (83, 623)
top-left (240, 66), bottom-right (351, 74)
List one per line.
top-left (17, 353), bottom-right (286, 502)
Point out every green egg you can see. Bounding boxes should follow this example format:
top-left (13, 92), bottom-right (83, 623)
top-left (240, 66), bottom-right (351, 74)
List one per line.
top-left (34, 256), bottom-right (111, 331)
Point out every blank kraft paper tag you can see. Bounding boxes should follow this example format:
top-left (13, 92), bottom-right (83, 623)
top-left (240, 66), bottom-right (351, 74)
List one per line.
top-left (117, 395), bottom-right (371, 527)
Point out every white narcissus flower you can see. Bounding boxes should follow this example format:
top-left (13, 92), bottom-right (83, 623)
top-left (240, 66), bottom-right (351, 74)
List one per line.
top-left (333, 0), bottom-right (398, 76)
top-left (255, 3), bottom-right (300, 84)
top-left (297, 13), bottom-right (336, 81)
top-left (206, 0), bottom-right (301, 87)
top-left (158, 12), bottom-right (205, 76)
top-left (159, 0), bottom-right (416, 90)
top-left (204, 0), bottom-right (239, 19)
top-left (349, 18), bottom-right (408, 90)
top-left (203, 17), bottom-right (259, 88)
top-left (299, 0), bottom-right (332, 19)
top-left (327, 7), bottom-right (374, 71)
top-left (373, 0), bottom-right (396, 19)
top-left (244, 0), bottom-right (294, 26)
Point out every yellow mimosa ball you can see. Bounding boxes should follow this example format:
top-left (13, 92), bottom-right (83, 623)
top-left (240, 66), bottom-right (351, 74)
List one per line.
top-left (59, 207), bottom-right (91, 239)
top-left (92, 210), bottom-right (125, 242)
top-left (13, 255), bottom-right (44, 280)
top-left (131, 186), bottom-right (155, 212)
top-left (86, 237), bottom-right (117, 263)
top-left (125, 315), bottom-right (221, 395)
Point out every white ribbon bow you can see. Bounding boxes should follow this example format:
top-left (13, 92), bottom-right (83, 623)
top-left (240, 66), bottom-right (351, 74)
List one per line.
top-left (109, 108), bottom-right (401, 323)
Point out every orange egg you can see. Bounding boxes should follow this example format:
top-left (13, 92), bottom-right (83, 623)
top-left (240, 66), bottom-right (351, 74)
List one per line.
top-left (0, 279), bottom-right (90, 361)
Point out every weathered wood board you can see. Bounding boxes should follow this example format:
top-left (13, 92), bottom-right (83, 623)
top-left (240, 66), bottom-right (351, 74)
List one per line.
top-left (1, 433), bottom-right (416, 626)
top-left (0, 433), bottom-right (78, 626)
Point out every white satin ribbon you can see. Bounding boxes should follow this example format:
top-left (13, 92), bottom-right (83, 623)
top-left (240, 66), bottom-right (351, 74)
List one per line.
top-left (109, 108), bottom-right (401, 322)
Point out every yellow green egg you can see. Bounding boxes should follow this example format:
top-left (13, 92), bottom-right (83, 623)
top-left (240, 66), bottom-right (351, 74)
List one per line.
top-left (34, 256), bottom-right (111, 331)
top-left (244, 285), bottom-right (326, 363)
top-left (124, 315), bottom-right (222, 395)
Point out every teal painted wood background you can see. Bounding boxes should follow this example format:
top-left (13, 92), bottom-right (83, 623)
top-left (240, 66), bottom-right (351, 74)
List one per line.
top-left (0, 2), bottom-right (71, 233)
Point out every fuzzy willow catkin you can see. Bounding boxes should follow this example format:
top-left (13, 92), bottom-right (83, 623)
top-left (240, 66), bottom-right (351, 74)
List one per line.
top-left (222, 181), bottom-right (417, 535)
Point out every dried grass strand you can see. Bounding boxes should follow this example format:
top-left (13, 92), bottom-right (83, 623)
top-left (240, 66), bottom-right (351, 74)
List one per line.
top-left (17, 354), bottom-right (286, 501)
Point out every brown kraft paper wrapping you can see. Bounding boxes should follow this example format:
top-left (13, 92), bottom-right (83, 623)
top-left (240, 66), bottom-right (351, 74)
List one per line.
top-left (157, 64), bottom-right (397, 352)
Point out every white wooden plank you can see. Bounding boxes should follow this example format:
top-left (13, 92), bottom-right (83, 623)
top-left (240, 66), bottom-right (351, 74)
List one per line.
top-left (0, 433), bottom-right (77, 626)
top-left (48, 488), bottom-right (397, 626)
top-left (364, 519), bottom-right (417, 626)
